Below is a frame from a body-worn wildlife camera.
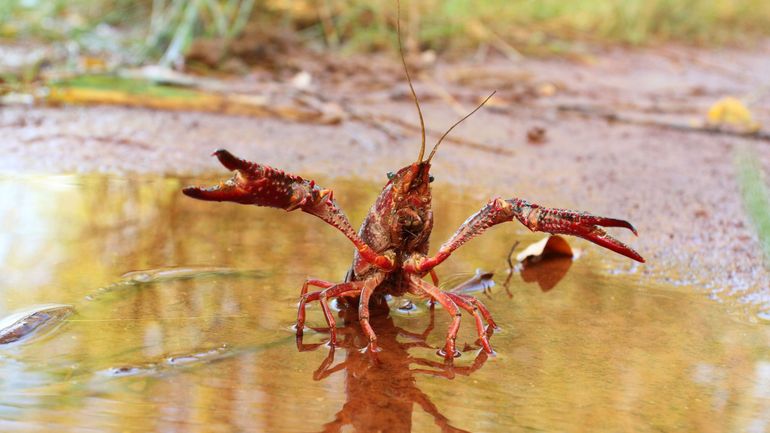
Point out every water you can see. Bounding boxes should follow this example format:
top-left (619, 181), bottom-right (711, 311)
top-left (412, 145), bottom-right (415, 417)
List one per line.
top-left (0, 174), bottom-right (768, 433)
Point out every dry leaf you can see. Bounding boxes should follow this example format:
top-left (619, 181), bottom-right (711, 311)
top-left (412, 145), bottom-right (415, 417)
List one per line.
top-left (516, 235), bottom-right (575, 262)
top-left (449, 269), bottom-right (495, 294)
top-left (706, 96), bottom-right (761, 133)
top-left (516, 235), bottom-right (575, 292)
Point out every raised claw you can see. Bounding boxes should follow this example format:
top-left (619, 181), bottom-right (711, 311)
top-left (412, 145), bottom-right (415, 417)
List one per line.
top-left (409, 197), bottom-right (644, 275)
top-left (183, 150), bottom-right (396, 271)
top-left (512, 202), bottom-right (644, 263)
top-left (183, 149), bottom-right (316, 209)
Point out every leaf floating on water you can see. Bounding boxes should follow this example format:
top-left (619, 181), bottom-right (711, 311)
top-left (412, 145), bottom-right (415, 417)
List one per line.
top-left (516, 236), bottom-right (575, 292)
top-left (516, 235), bottom-right (576, 263)
top-left (0, 304), bottom-right (74, 345)
top-left (449, 269), bottom-right (495, 294)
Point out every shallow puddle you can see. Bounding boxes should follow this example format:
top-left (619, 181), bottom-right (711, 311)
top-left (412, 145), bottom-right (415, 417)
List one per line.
top-left (0, 174), bottom-right (768, 433)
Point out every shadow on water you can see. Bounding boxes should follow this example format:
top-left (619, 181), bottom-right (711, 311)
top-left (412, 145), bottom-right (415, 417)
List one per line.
top-left (0, 174), bottom-right (769, 432)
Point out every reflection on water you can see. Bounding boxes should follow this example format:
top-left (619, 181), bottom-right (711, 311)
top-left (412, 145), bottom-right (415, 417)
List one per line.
top-left (299, 301), bottom-right (489, 433)
top-left (0, 174), bottom-right (769, 433)
top-left (520, 257), bottom-right (573, 292)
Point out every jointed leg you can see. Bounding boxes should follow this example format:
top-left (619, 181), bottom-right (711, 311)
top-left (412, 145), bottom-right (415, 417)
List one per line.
top-left (297, 278), bottom-right (335, 333)
top-left (408, 275), bottom-right (462, 360)
top-left (457, 294), bottom-right (497, 329)
top-left (301, 278), bottom-right (334, 296)
top-left (445, 293), bottom-right (492, 354)
top-left (297, 281), bottom-right (363, 342)
top-left (357, 272), bottom-right (386, 354)
top-left (429, 269), bottom-right (440, 286)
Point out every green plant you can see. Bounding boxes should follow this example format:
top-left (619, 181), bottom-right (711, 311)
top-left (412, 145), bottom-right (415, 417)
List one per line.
top-left (735, 146), bottom-right (770, 266)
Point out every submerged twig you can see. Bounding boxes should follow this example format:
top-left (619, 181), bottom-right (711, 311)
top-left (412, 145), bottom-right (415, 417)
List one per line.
top-left (502, 240), bottom-right (520, 298)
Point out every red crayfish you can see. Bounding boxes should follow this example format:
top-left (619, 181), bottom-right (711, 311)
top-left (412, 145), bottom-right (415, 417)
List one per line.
top-left (182, 12), bottom-right (644, 361)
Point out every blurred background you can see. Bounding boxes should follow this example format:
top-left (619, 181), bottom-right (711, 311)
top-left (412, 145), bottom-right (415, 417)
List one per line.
top-left (3, 0), bottom-right (770, 73)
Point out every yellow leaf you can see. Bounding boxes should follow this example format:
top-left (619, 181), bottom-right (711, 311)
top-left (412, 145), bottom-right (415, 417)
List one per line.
top-left (706, 96), bottom-right (761, 133)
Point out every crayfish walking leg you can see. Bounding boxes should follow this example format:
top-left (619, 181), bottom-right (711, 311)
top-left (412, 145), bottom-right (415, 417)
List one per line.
top-left (297, 281), bottom-right (364, 345)
top-left (408, 275), bottom-right (463, 360)
top-left (445, 292), bottom-right (494, 354)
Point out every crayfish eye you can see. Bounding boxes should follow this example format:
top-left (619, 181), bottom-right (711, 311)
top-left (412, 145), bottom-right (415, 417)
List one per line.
top-left (429, 175), bottom-right (435, 183)
top-left (387, 171), bottom-right (395, 180)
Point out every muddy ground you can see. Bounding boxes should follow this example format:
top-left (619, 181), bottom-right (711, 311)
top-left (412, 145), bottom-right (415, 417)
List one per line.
top-left (1, 43), bottom-right (769, 319)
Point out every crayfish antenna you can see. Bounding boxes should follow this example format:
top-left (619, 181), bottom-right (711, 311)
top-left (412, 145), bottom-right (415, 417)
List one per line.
top-left (426, 90), bottom-right (496, 163)
top-left (397, 0), bottom-right (427, 163)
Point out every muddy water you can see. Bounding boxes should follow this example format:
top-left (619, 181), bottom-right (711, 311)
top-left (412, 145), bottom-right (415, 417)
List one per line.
top-left (0, 174), bottom-right (768, 433)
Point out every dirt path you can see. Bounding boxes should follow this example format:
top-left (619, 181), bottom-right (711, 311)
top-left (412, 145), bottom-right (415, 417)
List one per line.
top-left (1, 43), bottom-right (769, 320)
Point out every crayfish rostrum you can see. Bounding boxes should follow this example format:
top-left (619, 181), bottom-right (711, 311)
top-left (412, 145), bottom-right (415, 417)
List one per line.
top-left (183, 15), bottom-right (643, 361)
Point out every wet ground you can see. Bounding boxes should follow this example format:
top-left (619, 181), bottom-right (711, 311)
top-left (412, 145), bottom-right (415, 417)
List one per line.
top-left (0, 174), bottom-right (769, 433)
top-left (1, 43), bottom-right (770, 432)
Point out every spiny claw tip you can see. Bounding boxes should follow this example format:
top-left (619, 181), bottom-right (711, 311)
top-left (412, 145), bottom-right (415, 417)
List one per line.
top-left (598, 217), bottom-right (638, 236)
top-left (182, 186), bottom-right (201, 198)
top-left (211, 149), bottom-right (248, 171)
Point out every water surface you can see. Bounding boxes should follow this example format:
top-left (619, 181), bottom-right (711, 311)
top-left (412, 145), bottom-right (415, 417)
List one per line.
top-left (0, 174), bottom-right (768, 433)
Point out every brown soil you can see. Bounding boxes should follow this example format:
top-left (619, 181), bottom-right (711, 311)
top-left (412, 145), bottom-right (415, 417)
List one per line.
top-left (1, 43), bottom-right (769, 319)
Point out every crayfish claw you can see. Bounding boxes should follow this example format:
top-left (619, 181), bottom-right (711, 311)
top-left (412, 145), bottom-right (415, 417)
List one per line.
top-left (212, 148), bottom-right (250, 172)
top-left (591, 216), bottom-right (638, 236)
top-left (584, 226), bottom-right (645, 263)
top-left (181, 181), bottom-right (246, 203)
top-left (514, 204), bottom-right (645, 263)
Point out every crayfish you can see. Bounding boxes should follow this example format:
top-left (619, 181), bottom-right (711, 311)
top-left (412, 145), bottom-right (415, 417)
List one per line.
top-left (182, 6), bottom-right (644, 360)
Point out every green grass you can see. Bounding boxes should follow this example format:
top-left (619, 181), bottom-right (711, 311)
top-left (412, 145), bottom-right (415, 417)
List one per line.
top-left (2, 0), bottom-right (770, 61)
top-left (735, 147), bottom-right (770, 266)
top-left (310, 0), bottom-right (770, 53)
top-left (50, 75), bottom-right (202, 98)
